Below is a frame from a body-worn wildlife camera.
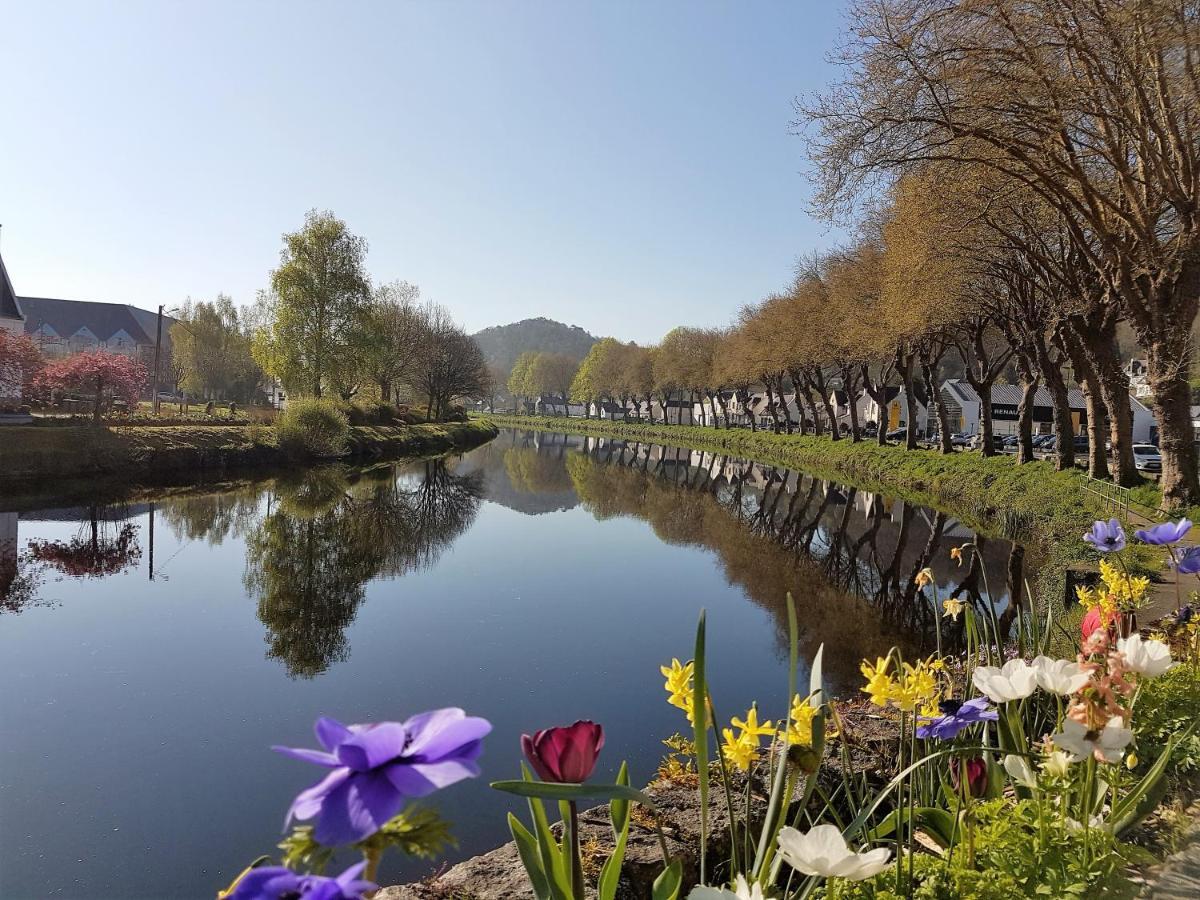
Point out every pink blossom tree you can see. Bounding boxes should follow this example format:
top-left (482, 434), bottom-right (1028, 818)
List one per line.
top-left (0, 331), bottom-right (45, 404)
top-left (37, 351), bottom-right (148, 421)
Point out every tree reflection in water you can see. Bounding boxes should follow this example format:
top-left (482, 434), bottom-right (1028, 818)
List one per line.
top-left (544, 433), bottom-right (1023, 684)
top-left (27, 506), bottom-right (143, 578)
top-left (242, 460), bottom-right (483, 678)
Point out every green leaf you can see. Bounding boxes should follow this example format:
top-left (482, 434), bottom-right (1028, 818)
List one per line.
top-left (520, 764), bottom-right (571, 900)
top-left (652, 858), bottom-right (683, 900)
top-left (1111, 732), bottom-right (1182, 836)
top-left (610, 761), bottom-right (631, 837)
top-left (693, 609), bottom-right (710, 885)
top-left (508, 813), bottom-right (552, 900)
top-left (867, 806), bottom-right (959, 848)
top-left (492, 780), bottom-right (658, 808)
top-left (598, 766), bottom-right (634, 900)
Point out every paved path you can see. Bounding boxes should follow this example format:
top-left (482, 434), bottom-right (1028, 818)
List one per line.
top-left (1142, 804), bottom-right (1200, 898)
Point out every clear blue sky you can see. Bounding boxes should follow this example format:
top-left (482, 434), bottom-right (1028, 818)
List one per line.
top-left (1, 0), bottom-right (847, 344)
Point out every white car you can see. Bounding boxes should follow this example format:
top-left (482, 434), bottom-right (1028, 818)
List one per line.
top-left (1133, 444), bottom-right (1162, 472)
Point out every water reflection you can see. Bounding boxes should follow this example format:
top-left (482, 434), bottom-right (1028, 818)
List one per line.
top-left (243, 460), bottom-right (484, 678)
top-left (2, 432), bottom-right (1022, 675)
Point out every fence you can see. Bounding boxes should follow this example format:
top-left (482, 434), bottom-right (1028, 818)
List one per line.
top-left (1079, 473), bottom-right (1132, 519)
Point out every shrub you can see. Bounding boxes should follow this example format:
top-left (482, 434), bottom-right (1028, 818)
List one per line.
top-left (275, 398), bottom-right (349, 459)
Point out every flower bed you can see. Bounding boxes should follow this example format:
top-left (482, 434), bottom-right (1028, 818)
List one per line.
top-left (220, 517), bottom-right (1200, 899)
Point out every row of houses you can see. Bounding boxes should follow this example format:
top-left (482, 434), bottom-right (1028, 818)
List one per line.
top-left (528, 377), bottom-right (1161, 443)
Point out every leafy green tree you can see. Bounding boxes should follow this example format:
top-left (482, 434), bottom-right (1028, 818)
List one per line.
top-left (170, 295), bottom-right (263, 402)
top-left (254, 210), bottom-right (371, 398)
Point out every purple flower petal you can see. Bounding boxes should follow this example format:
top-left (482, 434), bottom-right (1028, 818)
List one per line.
top-left (314, 771), bottom-right (405, 846)
top-left (335, 722), bottom-right (408, 772)
top-left (284, 767), bottom-right (352, 828)
top-left (1135, 518), bottom-right (1192, 545)
top-left (315, 717), bottom-right (352, 752)
top-left (403, 708), bottom-right (493, 759)
top-left (272, 745), bottom-right (341, 767)
top-left (1176, 547), bottom-right (1200, 575)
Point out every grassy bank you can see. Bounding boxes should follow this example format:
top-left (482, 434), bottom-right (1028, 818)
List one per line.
top-left (0, 420), bottom-right (498, 487)
top-left (480, 413), bottom-right (1126, 602)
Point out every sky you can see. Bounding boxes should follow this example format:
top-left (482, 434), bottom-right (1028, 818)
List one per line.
top-left (1, 0), bottom-right (849, 344)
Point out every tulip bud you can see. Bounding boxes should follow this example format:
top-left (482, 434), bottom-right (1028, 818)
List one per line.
top-left (521, 720), bottom-right (605, 783)
top-left (950, 755), bottom-right (988, 799)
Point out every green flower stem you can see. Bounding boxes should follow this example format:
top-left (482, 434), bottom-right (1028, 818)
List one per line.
top-left (568, 800), bottom-right (584, 899)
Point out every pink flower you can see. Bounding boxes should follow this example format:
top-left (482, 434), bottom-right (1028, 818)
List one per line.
top-left (521, 720), bottom-right (605, 783)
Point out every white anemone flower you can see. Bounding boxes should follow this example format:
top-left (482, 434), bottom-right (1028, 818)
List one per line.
top-left (972, 658), bottom-right (1038, 703)
top-left (1003, 754), bottom-right (1038, 789)
top-left (777, 824), bottom-right (892, 881)
top-left (1065, 814), bottom-right (1109, 834)
top-left (1042, 750), bottom-right (1074, 779)
top-left (1052, 716), bottom-right (1133, 764)
top-left (688, 875), bottom-right (770, 900)
top-left (1031, 656), bottom-right (1091, 695)
top-left (1116, 634), bottom-right (1174, 678)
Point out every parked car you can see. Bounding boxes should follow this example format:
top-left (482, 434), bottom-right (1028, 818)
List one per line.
top-left (1073, 434), bottom-right (1090, 453)
top-left (1032, 434), bottom-right (1054, 448)
top-left (950, 432), bottom-right (972, 447)
top-left (1133, 443), bottom-right (1163, 472)
top-left (886, 428), bottom-right (908, 442)
top-left (1002, 435), bottom-right (1021, 450)
top-left (1042, 435), bottom-right (1057, 451)
top-left (862, 423), bottom-right (879, 437)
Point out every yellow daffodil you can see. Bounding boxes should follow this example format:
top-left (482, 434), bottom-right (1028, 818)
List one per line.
top-left (784, 694), bottom-right (819, 746)
top-left (661, 658), bottom-right (695, 723)
top-left (721, 727), bottom-right (757, 771)
top-left (1126, 753), bottom-right (1139, 770)
top-left (915, 567), bottom-right (935, 589)
top-left (860, 656), bottom-right (895, 708)
top-left (731, 707), bottom-right (775, 741)
top-left (942, 598), bottom-right (966, 621)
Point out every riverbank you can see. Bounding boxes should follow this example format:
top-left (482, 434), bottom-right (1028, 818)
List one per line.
top-left (0, 419), bottom-right (499, 489)
top-left (479, 413), bottom-right (1136, 603)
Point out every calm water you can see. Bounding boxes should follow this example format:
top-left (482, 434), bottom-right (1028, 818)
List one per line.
top-left (0, 429), bottom-right (1023, 899)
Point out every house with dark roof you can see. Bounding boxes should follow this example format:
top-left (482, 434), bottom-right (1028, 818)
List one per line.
top-left (20, 296), bottom-right (169, 361)
top-left (0, 249), bottom-right (25, 339)
top-left (938, 378), bottom-right (1156, 442)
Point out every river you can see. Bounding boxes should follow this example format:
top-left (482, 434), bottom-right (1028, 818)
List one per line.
top-left (0, 428), bottom-right (1023, 898)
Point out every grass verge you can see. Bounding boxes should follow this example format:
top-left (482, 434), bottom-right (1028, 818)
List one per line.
top-left (0, 420), bottom-right (498, 489)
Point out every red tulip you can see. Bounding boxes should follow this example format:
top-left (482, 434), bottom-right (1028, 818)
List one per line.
top-left (521, 720), bottom-right (605, 783)
top-left (950, 755), bottom-right (988, 799)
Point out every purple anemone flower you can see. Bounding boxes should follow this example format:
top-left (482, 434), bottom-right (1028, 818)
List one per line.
top-left (1083, 519), bottom-right (1126, 552)
top-left (1135, 518), bottom-right (1192, 546)
top-left (1174, 547), bottom-right (1200, 575)
top-left (275, 709), bottom-right (492, 846)
top-left (228, 861), bottom-right (375, 900)
top-left (916, 697), bottom-right (998, 741)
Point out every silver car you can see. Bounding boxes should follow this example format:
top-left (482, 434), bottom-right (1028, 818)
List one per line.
top-left (1133, 443), bottom-right (1162, 472)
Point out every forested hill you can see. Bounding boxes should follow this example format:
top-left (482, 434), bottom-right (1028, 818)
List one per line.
top-left (471, 317), bottom-right (598, 373)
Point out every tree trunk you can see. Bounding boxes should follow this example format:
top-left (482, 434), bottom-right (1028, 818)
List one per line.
top-left (645, 394), bottom-right (655, 425)
top-left (1031, 339), bottom-right (1075, 471)
top-left (977, 384), bottom-right (996, 457)
top-left (811, 370), bottom-right (840, 441)
top-left (1147, 334), bottom-right (1200, 507)
top-left (1065, 310), bottom-right (1136, 485)
top-left (1057, 327), bottom-right (1109, 479)
top-left (1016, 357), bottom-right (1039, 465)
top-left (764, 382), bottom-right (781, 434)
top-left (899, 352), bottom-right (918, 450)
top-left (922, 362), bottom-right (952, 454)
top-left (840, 365), bottom-right (861, 442)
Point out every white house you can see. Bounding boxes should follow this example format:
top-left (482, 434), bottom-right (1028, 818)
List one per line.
top-left (534, 395), bottom-right (585, 417)
top-left (589, 400), bottom-right (629, 421)
top-left (861, 386), bottom-right (929, 434)
top-left (1126, 359), bottom-right (1152, 400)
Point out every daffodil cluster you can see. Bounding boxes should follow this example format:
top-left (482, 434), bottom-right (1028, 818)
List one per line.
top-left (782, 693), bottom-right (818, 747)
top-left (661, 658), bottom-right (696, 724)
top-left (722, 707), bottom-right (774, 771)
top-left (1074, 558), bottom-right (1151, 617)
top-left (860, 654), bottom-right (944, 716)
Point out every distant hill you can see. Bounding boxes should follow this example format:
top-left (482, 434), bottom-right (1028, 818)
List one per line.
top-left (471, 317), bottom-right (598, 376)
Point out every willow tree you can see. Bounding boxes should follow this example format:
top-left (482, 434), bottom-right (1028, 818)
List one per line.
top-left (256, 209), bottom-right (372, 398)
top-left (804, 0), bottom-right (1200, 504)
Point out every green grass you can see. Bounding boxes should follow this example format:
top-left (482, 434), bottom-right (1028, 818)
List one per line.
top-left (0, 420), bottom-right (497, 488)
top-left (480, 413), bottom-right (1124, 603)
